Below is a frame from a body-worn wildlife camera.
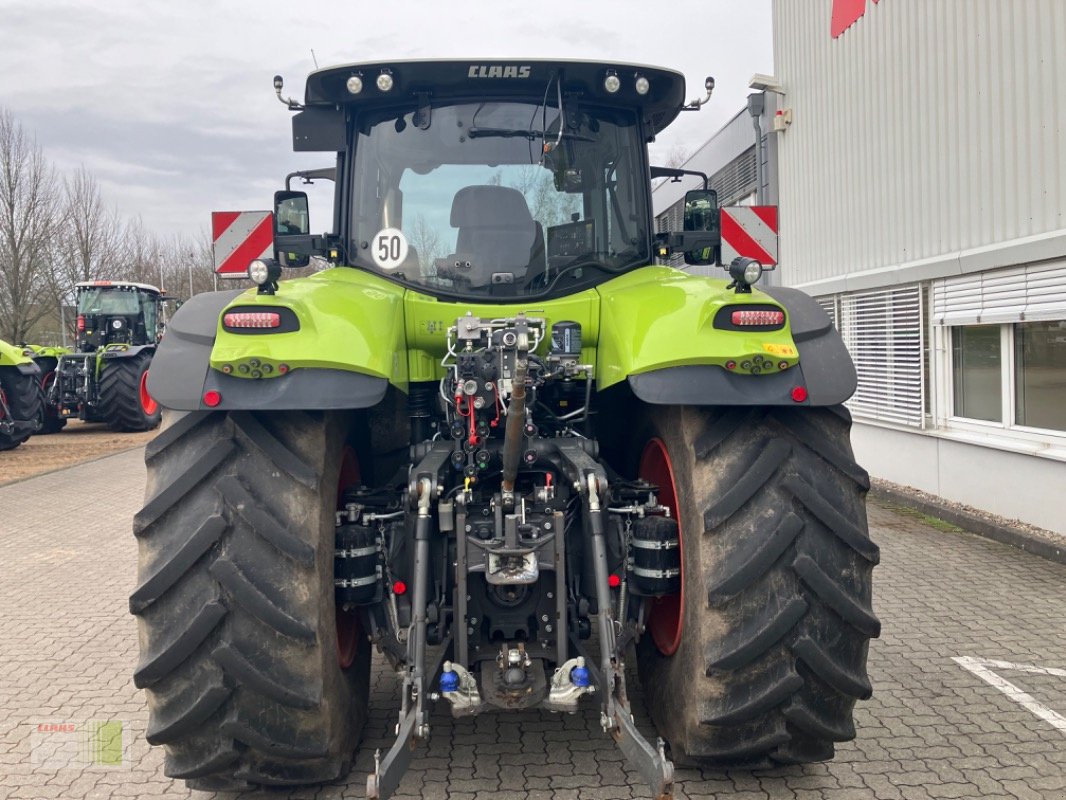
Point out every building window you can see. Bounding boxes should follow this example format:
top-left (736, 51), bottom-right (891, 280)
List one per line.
top-left (951, 326), bottom-right (1002, 422)
top-left (1015, 321), bottom-right (1066, 432)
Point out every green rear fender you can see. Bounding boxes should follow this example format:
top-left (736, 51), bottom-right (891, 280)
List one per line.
top-left (209, 268), bottom-right (409, 385)
top-left (0, 340), bottom-right (37, 370)
top-left (596, 266), bottom-right (800, 387)
top-left (148, 269), bottom-right (406, 412)
top-left (596, 266), bottom-right (856, 406)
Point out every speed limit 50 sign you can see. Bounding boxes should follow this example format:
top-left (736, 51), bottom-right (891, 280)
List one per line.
top-left (371, 228), bottom-right (409, 270)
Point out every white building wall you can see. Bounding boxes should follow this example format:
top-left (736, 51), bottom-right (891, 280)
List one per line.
top-left (850, 424), bottom-right (1066, 535)
top-left (773, 0), bottom-right (1066, 289)
top-left (772, 0), bottom-right (1066, 535)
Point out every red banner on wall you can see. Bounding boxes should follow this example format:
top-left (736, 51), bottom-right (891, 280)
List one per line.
top-left (832, 0), bottom-right (881, 38)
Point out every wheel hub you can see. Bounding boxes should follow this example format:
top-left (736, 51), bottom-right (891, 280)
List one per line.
top-left (638, 438), bottom-right (684, 657)
top-left (335, 446), bottom-right (362, 669)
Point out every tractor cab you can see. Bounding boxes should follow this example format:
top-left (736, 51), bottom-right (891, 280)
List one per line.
top-left (269, 60), bottom-right (719, 300)
top-left (74, 281), bottom-right (167, 352)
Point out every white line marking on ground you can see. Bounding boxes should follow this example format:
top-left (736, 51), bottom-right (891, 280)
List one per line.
top-left (953, 656), bottom-right (1066, 735)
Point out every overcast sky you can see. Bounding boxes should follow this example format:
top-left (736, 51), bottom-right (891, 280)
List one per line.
top-left (0, 0), bottom-right (773, 238)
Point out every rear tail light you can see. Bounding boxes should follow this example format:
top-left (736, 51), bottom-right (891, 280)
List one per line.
top-left (731, 310), bottom-right (785, 326)
top-left (223, 312), bottom-right (281, 329)
top-left (77, 314), bottom-right (85, 332)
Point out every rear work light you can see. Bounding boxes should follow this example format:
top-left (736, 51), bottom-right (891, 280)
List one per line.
top-left (223, 312), bottom-right (281, 329)
top-left (731, 310), bottom-right (785, 326)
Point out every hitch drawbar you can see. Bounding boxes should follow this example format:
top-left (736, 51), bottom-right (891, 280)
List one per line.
top-left (366, 441), bottom-right (674, 800)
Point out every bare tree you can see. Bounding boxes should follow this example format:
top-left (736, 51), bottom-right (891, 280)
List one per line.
top-left (157, 230), bottom-right (217, 301)
top-left (116, 216), bottom-right (163, 287)
top-left (665, 144), bottom-right (690, 169)
top-left (499, 166), bottom-right (580, 227)
top-left (407, 213), bottom-right (445, 273)
top-left (0, 109), bottom-right (60, 343)
top-left (54, 166), bottom-right (123, 291)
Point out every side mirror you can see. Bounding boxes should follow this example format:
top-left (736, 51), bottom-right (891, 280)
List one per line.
top-left (274, 190), bottom-right (311, 268)
top-left (681, 189), bottom-right (720, 266)
top-left (274, 191), bottom-right (310, 235)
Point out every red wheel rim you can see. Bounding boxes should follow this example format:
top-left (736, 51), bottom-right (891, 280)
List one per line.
top-left (638, 438), bottom-right (684, 657)
top-left (139, 371), bottom-right (158, 415)
top-left (335, 446), bottom-right (362, 669)
top-left (0, 388), bottom-right (7, 421)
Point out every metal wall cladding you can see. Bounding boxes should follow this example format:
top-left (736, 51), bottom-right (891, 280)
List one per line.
top-left (773, 0), bottom-right (1066, 287)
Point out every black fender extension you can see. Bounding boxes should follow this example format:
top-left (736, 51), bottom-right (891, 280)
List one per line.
top-left (146, 290), bottom-right (388, 412)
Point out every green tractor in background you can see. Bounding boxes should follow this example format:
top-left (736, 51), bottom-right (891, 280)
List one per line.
top-left (133, 60), bottom-right (879, 799)
top-left (49, 280), bottom-right (169, 432)
top-left (0, 340), bottom-right (42, 450)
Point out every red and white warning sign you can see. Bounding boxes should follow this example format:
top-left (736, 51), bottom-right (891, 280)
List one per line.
top-left (721, 206), bottom-right (779, 266)
top-left (212, 211), bottom-right (274, 278)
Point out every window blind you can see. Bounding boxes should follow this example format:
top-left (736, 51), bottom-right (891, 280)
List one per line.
top-left (840, 285), bottom-right (924, 428)
top-left (933, 259), bottom-right (1066, 325)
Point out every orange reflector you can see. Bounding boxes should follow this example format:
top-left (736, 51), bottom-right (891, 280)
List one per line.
top-left (731, 310), bottom-right (785, 326)
top-left (203, 390), bottom-right (222, 407)
top-left (224, 312), bottom-right (281, 328)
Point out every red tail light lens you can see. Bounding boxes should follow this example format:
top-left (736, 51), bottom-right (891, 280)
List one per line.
top-left (223, 312), bottom-right (281, 329)
top-left (77, 314), bottom-right (85, 332)
top-left (731, 310), bottom-right (785, 326)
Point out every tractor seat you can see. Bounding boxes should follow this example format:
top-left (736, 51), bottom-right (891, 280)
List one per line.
top-left (444, 185), bottom-right (536, 287)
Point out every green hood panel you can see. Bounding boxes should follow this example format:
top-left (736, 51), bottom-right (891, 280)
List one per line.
top-left (206, 264), bottom-right (798, 395)
top-left (0, 340), bottom-right (36, 368)
top-left (211, 268), bottom-right (409, 386)
top-left (27, 344), bottom-right (71, 360)
top-left (403, 288), bottom-right (601, 382)
top-left (594, 266), bottom-right (797, 390)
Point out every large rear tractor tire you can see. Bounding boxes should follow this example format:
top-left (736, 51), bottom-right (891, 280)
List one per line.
top-left (33, 357), bottom-right (66, 434)
top-left (100, 351), bottom-right (161, 432)
top-left (0, 367), bottom-right (43, 450)
top-left (633, 405), bottom-right (879, 766)
top-left (131, 410), bottom-right (371, 790)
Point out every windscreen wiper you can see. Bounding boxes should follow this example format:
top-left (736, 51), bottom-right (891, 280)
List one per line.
top-left (467, 127), bottom-right (593, 142)
top-left (539, 256), bottom-right (642, 292)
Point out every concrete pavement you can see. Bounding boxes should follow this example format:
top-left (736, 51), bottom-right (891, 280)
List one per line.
top-left (1, 447), bottom-right (1065, 799)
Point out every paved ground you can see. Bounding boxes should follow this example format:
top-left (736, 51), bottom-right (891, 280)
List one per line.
top-left (1, 447), bottom-right (1065, 800)
top-left (0, 420), bottom-right (156, 487)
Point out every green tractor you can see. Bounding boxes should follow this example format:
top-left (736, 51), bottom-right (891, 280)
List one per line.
top-left (0, 340), bottom-right (42, 450)
top-left (133, 60), bottom-right (879, 799)
top-left (50, 281), bottom-right (168, 432)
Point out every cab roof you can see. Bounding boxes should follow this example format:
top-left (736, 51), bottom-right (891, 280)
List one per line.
top-left (303, 59), bottom-right (688, 136)
top-left (75, 280), bottom-right (161, 294)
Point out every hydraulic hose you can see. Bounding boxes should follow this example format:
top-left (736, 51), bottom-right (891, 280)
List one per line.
top-left (500, 354), bottom-right (528, 496)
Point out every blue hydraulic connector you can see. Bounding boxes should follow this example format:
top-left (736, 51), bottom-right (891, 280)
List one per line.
top-left (570, 657), bottom-right (591, 688)
top-left (440, 666), bottom-right (460, 693)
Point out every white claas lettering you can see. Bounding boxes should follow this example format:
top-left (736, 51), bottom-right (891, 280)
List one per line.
top-left (468, 65), bottom-right (532, 79)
